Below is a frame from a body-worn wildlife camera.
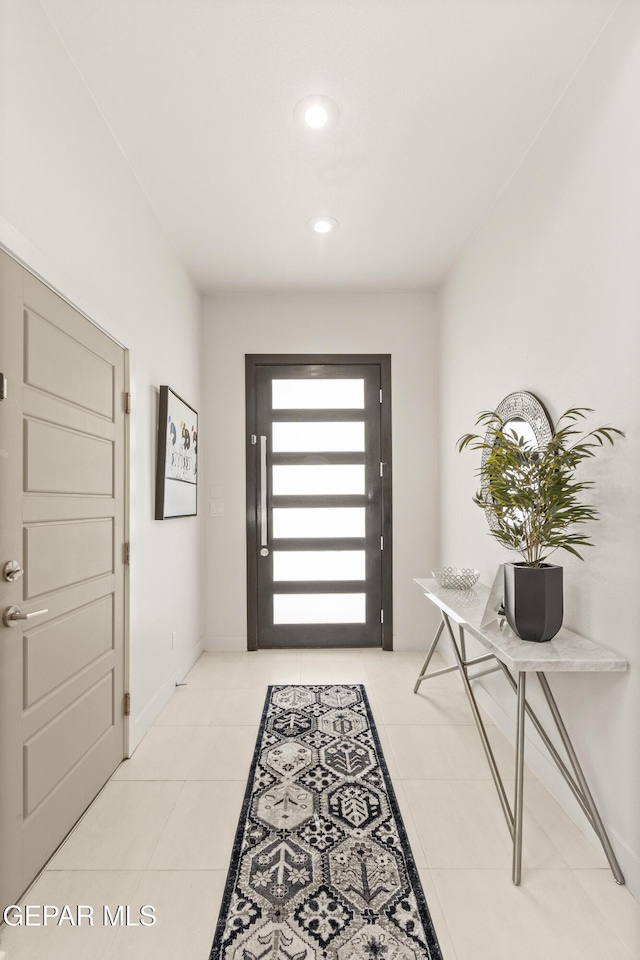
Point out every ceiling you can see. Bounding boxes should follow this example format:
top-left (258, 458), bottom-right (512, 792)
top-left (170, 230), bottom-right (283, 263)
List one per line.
top-left (40, 0), bottom-right (618, 294)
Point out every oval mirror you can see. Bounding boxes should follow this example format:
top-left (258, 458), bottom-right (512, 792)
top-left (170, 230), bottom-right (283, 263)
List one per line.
top-left (502, 416), bottom-right (537, 450)
top-left (482, 392), bottom-right (553, 532)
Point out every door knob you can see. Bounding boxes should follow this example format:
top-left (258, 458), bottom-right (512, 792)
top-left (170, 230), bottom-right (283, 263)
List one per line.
top-left (3, 606), bottom-right (48, 627)
top-left (2, 560), bottom-right (24, 583)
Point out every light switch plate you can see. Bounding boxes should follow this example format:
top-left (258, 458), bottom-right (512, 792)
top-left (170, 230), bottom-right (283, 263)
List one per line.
top-left (210, 500), bottom-right (225, 517)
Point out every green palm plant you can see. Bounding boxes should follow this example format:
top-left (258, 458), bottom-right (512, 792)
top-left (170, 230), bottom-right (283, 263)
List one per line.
top-left (457, 407), bottom-right (624, 567)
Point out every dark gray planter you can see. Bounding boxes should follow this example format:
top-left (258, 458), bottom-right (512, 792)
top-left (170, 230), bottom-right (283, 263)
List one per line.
top-left (503, 562), bottom-right (563, 642)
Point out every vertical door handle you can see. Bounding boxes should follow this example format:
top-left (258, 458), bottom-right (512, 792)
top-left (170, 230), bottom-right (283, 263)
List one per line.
top-left (259, 436), bottom-right (269, 555)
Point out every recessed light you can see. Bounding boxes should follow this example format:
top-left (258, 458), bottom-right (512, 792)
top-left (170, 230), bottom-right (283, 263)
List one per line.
top-left (305, 105), bottom-right (328, 128)
top-left (308, 217), bottom-right (338, 234)
top-left (294, 95), bottom-right (339, 131)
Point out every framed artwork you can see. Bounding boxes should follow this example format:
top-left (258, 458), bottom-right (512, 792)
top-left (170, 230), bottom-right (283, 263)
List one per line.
top-left (155, 385), bottom-right (198, 519)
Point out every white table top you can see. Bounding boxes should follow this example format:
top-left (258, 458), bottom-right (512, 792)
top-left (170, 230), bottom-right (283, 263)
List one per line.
top-left (414, 577), bottom-right (628, 673)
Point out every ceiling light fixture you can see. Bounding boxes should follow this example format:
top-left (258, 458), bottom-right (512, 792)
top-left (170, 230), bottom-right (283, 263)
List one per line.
top-left (305, 105), bottom-right (328, 128)
top-left (308, 217), bottom-right (338, 234)
top-left (294, 95), bottom-right (339, 131)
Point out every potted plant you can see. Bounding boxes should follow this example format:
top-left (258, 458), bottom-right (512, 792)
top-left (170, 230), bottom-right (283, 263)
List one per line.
top-left (457, 407), bottom-right (624, 641)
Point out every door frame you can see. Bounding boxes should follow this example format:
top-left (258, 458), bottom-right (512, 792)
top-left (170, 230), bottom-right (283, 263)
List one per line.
top-left (245, 353), bottom-right (392, 651)
top-left (0, 244), bottom-right (131, 756)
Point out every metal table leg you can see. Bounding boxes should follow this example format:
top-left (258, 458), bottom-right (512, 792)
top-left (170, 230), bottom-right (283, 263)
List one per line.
top-left (538, 673), bottom-right (625, 885)
top-left (414, 617), bottom-right (500, 691)
top-left (495, 663), bottom-right (624, 886)
top-left (443, 615), bottom-right (514, 838)
top-left (513, 672), bottom-right (526, 885)
top-left (413, 618), bottom-right (445, 693)
top-left (494, 660), bottom-right (596, 827)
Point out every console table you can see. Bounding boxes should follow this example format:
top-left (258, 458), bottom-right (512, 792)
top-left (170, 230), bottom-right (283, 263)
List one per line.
top-left (413, 576), bottom-right (628, 885)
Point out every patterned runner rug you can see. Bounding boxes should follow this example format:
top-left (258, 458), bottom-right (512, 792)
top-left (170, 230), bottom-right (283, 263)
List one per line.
top-left (209, 684), bottom-right (442, 959)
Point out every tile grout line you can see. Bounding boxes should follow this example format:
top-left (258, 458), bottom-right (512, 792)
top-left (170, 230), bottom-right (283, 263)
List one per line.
top-left (127, 779), bottom-right (188, 876)
top-left (569, 869), bottom-right (638, 960)
top-left (417, 867), bottom-right (462, 960)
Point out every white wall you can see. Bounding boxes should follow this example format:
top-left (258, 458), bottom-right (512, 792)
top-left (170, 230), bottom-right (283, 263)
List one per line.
top-left (0, 0), bottom-right (203, 750)
top-left (437, 1), bottom-right (640, 895)
top-left (202, 294), bottom-right (440, 651)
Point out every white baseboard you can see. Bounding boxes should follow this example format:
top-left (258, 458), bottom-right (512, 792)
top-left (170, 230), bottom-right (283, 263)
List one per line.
top-left (392, 634), bottom-right (428, 652)
top-left (204, 635), bottom-right (247, 652)
top-left (205, 636), bottom-right (424, 653)
top-left (204, 636), bottom-right (429, 654)
top-left (127, 636), bottom-right (204, 754)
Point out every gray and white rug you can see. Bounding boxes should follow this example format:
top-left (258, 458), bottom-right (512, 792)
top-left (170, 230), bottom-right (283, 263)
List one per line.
top-left (209, 684), bottom-right (442, 959)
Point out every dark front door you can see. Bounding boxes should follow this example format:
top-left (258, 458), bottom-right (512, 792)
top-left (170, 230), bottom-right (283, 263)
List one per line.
top-left (246, 355), bottom-right (392, 649)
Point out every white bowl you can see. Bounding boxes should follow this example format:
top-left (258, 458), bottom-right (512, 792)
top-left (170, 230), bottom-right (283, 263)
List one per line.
top-left (432, 567), bottom-right (480, 590)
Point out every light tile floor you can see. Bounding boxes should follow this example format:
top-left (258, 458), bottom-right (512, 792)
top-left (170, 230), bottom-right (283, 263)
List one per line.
top-left (1, 648), bottom-right (638, 959)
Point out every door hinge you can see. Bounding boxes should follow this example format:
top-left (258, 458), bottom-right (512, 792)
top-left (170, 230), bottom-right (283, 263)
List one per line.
top-left (380, 609), bottom-right (384, 624)
top-left (379, 462), bottom-right (384, 478)
top-left (251, 434), bottom-right (257, 445)
top-left (0, 372), bottom-right (7, 401)
top-left (124, 692), bottom-right (131, 716)
top-left (380, 536), bottom-right (384, 551)
top-left (124, 392), bottom-right (131, 414)
top-left (123, 542), bottom-right (130, 566)
top-left (379, 388), bottom-right (383, 403)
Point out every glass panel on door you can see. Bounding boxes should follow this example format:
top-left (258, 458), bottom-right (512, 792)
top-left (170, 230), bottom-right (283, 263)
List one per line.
top-left (272, 378), bottom-right (365, 409)
top-left (272, 465), bottom-right (365, 496)
top-left (273, 551), bottom-right (366, 582)
top-left (273, 593), bottom-right (367, 624)
top-left (272, 421), bottom-right (365, 452)
top-left (272, 507), bottom-right (366, 539)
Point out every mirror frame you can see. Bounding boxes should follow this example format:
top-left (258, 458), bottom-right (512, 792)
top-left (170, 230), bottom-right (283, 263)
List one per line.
top-left (482, 391), bottom-right (554, 533)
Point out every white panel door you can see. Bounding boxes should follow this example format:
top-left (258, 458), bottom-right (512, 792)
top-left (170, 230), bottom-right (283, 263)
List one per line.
top-left (0, 251), bottom-right (127, 905)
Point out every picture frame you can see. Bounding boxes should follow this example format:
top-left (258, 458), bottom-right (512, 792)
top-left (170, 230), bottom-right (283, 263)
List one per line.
top-left (155, 385), bottom-right (198, 519)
